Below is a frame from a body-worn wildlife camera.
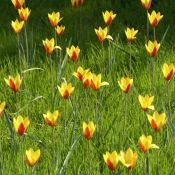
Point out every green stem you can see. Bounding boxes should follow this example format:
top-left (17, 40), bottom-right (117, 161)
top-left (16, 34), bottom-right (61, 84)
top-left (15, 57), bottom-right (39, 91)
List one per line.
top-left (24, 23), bottom-right (29, 64)
top-left (146, 10), bottom-right (149, 42)
top-left (144, 112), bottom-right (148, 134)
top-left (50, 55), bottom-right (54, 109)
top-left (151, 58), bottom-right (155, 94)
top-left (156, 133), bottom-right (159, 175)
top-left (153, 27), bottom-right (156, 41)
top-left (21, 137), bottom-right (25, 175)
top-left (145, 152), bottom-right (149, 175)
top-left (129, 42), bottom-right (132, 76)
top-left (88, 141), bottom-right (90, 175)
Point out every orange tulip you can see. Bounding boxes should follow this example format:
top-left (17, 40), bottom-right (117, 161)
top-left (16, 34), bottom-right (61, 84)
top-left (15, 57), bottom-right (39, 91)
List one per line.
top-left (48, 12), bottom-right (63, 27)
top-left (73, 66), bottom-right (90, 81)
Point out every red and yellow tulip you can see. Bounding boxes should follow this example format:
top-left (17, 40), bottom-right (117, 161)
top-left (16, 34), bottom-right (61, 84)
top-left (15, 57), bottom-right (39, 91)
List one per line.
top-left (58, 82), bottom-right (74, 99)
top-left (83, 121), bottom-right (96, 140)
top-left (48, 12), bottom-right (63, 27)
top-left (83, 71), bottom-right (92, 89)
top-left (66, 45), bottom-right (80, 62)
top-left (145, 40), bottom-right (160, 58)
top-left (11, 0), bottom-right (25, 9)
top-left (140, 0), bottom-right (152, 10)
top-left (11, 19), bottom-right (24, 34)
top-left (71, 0), bottom-right (84, 8)
top-left (138, 95), bottom-right (154, 112)
top-left (18, 7), bottom-right (31, 21)
top-left (125, 28), bottom-right (138, 42)
top-left (118, 77), bottom-right (133, 93)
top-left (148, 11), bottom-right (163, 28)
top-left (0, 102), bottom-right (6, 118)
top-left (102, 11), bottom-right (116, 26)
top-left (162, 63), bottom-right (175, 81)
top-left (73, 66), bottom-right (90, 81)
top-left (55, 25), bottom-right (65, 36)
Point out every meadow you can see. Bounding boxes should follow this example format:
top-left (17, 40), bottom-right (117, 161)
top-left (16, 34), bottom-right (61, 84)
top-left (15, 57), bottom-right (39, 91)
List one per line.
top-left (0, 0), bottom-right (175, 174)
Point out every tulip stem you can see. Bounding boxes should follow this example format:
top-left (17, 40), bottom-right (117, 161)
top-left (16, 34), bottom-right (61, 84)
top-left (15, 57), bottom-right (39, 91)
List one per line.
top-left (50, 55), bottom-right (54, 109)
top-left (144, 112), bottom-right (148, 134)
top-left (129, 42), bottom-right (132, 76)
top-left (144, 153), bottom-right (149, 175)
top-left (24, 23), bottom-right (29, 65)
top-left (87, 141), bottom-right (90, 175)
top-left (17, 34), bottom-right (22, 72)
top-left (151, 58), bottom-right (155, 94)
top-left (153, 28), bottom-right (156, 41)
top-left (146, 10), bottom-right (149, 42)
top-left (21, 136), bottom-right (25, 175)
top-left (156, 133), bottom-right (159, 175)
top-left (55, 29), bottom-right (58, 59)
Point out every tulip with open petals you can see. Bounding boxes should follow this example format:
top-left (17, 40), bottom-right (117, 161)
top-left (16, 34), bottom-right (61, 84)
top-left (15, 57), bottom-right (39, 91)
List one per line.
top-left (138, 95), bottom-right (154, 112)
top-left (13, 115), bottom-right (30, 136)
top-left (71, 0), bottom-right (84, 8)
top-left (120, 148), bottom-right (138, 169)
top-left (58, 82), bottom-right (74, 99)
top-left (118, 77), bottom-right (133, 93)
top-left (11, 0), bottom-right (25, 9)
top-left (18, 7), bottom-right (31, 21)
top-left (145, 40), bottom-right (160, 58)
top-left (48, 12), bottom-right (63, 27)
top-left (0, 102), bottom-right (6, 117)
top-left (102, 11), bottom-right (116, 26)
top-left (11, 19), bottom-right (24, 34)
top-left (83, 121), bottom-right (96, 140)
top-left (125, 28), bottom-right (138, 42)
top-left (147, 111), bottom-right (167, 132)
top-left (24, 148), bottom-right (40, 167)
top-left (148, 11), bottom-right (163, 28)
top-left (43, 110), bottom-right (60, 127)
top-left (140, 0), bottom-right (152, 10)
top-left (162, 63), bottom-right (175, 81)
top-left (103, 151), bottom-right (119, 171)
top-left (83, 71), bottom-right (92, 88)
top-left (73, 66), bottom-right (90, 81)
top-left (55, 25), bottom-right (65, 36)
top-left (5, 73), bottom-right (22, 93)
top-left (138, 134), bottom-right (159, 153)
top-left (66, 45), bottom-right (80, 62)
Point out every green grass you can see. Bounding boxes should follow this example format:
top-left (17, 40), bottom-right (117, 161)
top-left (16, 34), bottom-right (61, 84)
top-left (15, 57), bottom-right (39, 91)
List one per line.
top-left (0, 0), bottom-right (175, 174)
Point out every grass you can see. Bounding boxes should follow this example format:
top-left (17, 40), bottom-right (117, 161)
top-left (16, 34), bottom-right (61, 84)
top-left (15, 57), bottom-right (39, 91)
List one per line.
top-left (0, 0), bottom-right (175, 174)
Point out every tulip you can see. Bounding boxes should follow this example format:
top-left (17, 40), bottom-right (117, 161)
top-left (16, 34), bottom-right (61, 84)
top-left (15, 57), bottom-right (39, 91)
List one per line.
top-left (118, 77), bottom-right (133, 93)
top-left (11, 0), bottom-right (25, 9)
top-left (138, 134), bottom-right (159, 153)
top-left (125, 28), bottom-right (138, 42)
top-left (140, 0), bottom-right (152, 10)
top-left (66, 45), bottom-right (80, 62)
top-left (162, 63), bottom-right (175, 81)
top-left (103, 151), bottom-right (119, 171)
top-left (138, 95), bottom-right (154, 112)
top-left (83, 71), bottom-right (92, 88)
top-left (5, 73), bottom-right (22, 93)
top-left (91, 73), bottom-right (109, 91)
top-left (83, 121), bottom-right (96, 140)
top-left (120, 148), bottom-right (138, 169)
top-left (55, 25), bottom-right (65, 36)
top-left (102, 11), bottom-right (116, 26)
top-left (0, 102), bottom-right (6, 117)
top-left (13, 115), bottom-right (30, 136)
top-left (18, 7), bottom-right (31, 21)
top-left (11, 19), bottom-right (24, 34)
top-left (43, 110), bottom-right (60, 127)
top-left (148, 11), bottom-right (163, 28)
top-left (24, 148), bottom-right (40, 167)
top-left (94, 27), bottom-right (113, 43)
top-left (71, 0), bottom-right (84, 8)
top-left (73, 66), bottom-right (90, 81)
top-left (42, 38), bottom-right (61, 55)
top-left (58, 82), bottom-right (74, 99)
top-left (145, 40), bottom-right (160, 58)
top-left (147, 111), bottom-right (167, 132)
top-left (48, 12), bottom-right (63, 27)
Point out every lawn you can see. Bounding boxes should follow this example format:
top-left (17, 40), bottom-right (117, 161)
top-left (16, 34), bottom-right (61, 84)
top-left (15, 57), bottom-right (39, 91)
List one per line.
top-left (0, 0), bottom-right (175, 174)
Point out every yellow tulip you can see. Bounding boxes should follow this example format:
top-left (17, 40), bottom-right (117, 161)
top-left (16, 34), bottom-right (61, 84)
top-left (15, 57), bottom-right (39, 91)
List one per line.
top-left (11, 19), bottom-right (24, 34)
top-left (42, 38), bottom-right (61, 55)
top-left (140, 0), bottom-right (152, 10)
top-left (138, 134), bottom-right (159, 153)
top-left (83, 71), bottom-right (92, 89)
top-left (0, 102), bottom-right (6, 118)
top-left (43, 110), bottom-right (60, 127)
top-left (145, 40), bottom-right (160, 58)
top-left (18, 7), bottom-right (31, 21)
top-left (58, 82), bottom-right (74, 99)
top-left (148, 11), bottom-right (163, 28)
top-left (83, 121), bottom-right (96, 140)
top-left (5, 73), bottom-right (22, 93)
top-left (13, 115), bottom-right (30, 136)
top-left (102, 11), bottom-right (116, 26)
top-left (48, 12), bottom-right (63, 27)
top-left (162, 63), bottom-right (175, 81)
top-left (66, 45), bottom-right (80, 62)
top-left (71, 0), bottom-right (84, 8)
top-left (125, 28), bottom-right (138, 42)
top-left (118, 77), bottom-right (133, 93)
top-left (91, 73), bottom-right (109, 91)
top-left (73, 66), bottom-right (90, 81)
top-left (120, 148), bottom-right (138, 169)
top-left (103, 151), bottom-right (119, 171)
top-left (24, 148), bottom-right (40, 167)
top-left (11, 0), bottom-right (24, 9)
top-left (147, 111), bottom-right (167, 132)
top-left (94, 27), bottom-right (113, 43)
top-left (138, 95), bottom-right (154, 112)
top-left (55, 25), bottom-right (65, 36)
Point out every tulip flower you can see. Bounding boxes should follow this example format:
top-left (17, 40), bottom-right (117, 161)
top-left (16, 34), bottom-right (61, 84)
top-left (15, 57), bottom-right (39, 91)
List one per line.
top-left (138, 134), bottom-right (159, 153)
top-left (13, 115), bottom-right (30, 136)
top-left (125, 28), bottom-right (138, 42)
top-left (18, 7), bottom-right (31, 21)
top-left (11, 19), bottom-right (24, 34)
top-left (140, 0), bottom-right (152, 10)
top-left (11, 0), bottom-right (25, 9)
top-left (0, 102), bottom-right (6, 117)
top-left (58, 82), bottom-right (74, 99)
top-left (55, 25), bottom-right (65, 36)
top-left (43, 110), bottom-right (60, 127)
top-left (66, 45), bottom-right (80, 62)
top-left (24, 148), bottom-right (40, 167)
top-left (148, 11), bottom-right (163, 28)
top-left (145, 40), bottom-right (160, 58)
top-left (5, 73), bottom-right (22, 93)
top-left (102, 11), bottom-right (116, 26)
top-left (120, 148), bottom-right (138, 169)
top-left (118, 77), bottom-right (133, 93)
top-left (91, 73), bottom-right (109, 91)
top-left (83, 71), bottom-right (92, 88)
top-left (73, 66), bottom-right (90, 81)
top-left (48, 12), bottom-right (63, 27)
top-left (83, 121), bottom-right (96, 140)
top-left (71, 0), bottom-right (84, 8)
top-left (103, 151), bottom-right (119, 171)
top-left (138, 95), bottom-right (154, 112)
top-left (147, 111), bottom-right (167, 132)
top-left (42, 38), bottom-right (61, 55)
top-left (94, 27), bottom-right (113, 43)
top-left (162, 63), bottom-right (175, 81)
